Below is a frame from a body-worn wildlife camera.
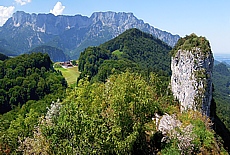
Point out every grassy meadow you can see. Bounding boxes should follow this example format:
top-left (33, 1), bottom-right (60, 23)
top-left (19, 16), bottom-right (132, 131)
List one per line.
top-left (55, 66), bottom-right (80, 87)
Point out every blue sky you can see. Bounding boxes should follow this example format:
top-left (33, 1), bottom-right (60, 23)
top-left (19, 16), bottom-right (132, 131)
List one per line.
top-left (0, 0), bottom-right (230, 54)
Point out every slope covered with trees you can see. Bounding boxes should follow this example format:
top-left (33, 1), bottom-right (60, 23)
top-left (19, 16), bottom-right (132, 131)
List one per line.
top-left (0, 52), bottom-right (67, 114)
top-left (0, 52), bottom-right (8, 61)
top-left (213, 63), bottom-right (230, 130)
top-left (100, 28), bottom-right (172, 74)
top-left (78, 28), bottom-right (172, 83)
top-left (29, 45), bottom-right (70, 62)
top-left (0, 39), bottom-right (16, 56)
top-left (0, 53), bottom-right (68, 154)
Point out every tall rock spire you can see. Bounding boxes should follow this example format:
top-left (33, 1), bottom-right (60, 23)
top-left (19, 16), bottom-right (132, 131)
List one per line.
top-left (171, 34), bottom-right (214, 116)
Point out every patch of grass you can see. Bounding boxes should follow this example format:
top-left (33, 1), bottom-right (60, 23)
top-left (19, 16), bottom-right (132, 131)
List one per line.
top-left (55, 66), bottom-right (80, 86)
top-left (112, 50), bottom-right (123, 58)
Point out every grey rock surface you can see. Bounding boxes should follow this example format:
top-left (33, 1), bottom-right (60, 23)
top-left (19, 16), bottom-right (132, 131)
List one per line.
top-left (155, 113), bottom-right (181, 135)
top-left (171, 48), bottom-right (214, 116)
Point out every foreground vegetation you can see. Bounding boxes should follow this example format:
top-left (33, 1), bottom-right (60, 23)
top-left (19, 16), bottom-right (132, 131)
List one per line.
top-left (13, 72), bottom-right (227, 154)
top-left (0, 53), bottom-right (67, 154)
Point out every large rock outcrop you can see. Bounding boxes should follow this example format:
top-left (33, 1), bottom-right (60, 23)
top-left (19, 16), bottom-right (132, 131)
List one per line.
top-left (171, 34), bottom-right (214, 116)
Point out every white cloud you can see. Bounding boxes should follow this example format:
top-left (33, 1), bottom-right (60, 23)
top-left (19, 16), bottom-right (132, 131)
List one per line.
top-left (15, 0), bottom-right (32, 6)
top-left (50, 2), bottom-right (65, 16)
top-left (0, 6), bottom-right (15, 26)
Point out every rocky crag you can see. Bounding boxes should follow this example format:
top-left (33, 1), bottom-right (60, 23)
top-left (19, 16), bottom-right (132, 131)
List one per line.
top-left (170, 34), bottom-right (214, 116)
top-left (155, 34), bottom-right (230, 153)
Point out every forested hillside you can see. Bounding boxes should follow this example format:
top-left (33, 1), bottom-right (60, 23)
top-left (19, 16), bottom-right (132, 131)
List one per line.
top-left (0, 39), bottom-right (16, 56)
top-left (0, 53), bottom-right (67, 154)
top-left (29, 45), bottom-right (70, 62)
top-left (78, 28), bottom-right (172, 83)
top-left (213, 63), bottom-right (230, 130)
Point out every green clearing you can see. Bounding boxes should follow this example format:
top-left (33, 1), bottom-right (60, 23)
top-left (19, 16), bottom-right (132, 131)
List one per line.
top-left (55, 66), bottom-right (80, 86)
top-left (112, 50), bottom-right (123, 58)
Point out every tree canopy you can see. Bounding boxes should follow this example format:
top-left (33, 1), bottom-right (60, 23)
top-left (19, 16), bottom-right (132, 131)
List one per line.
top-left (0, 52), bottom-right (67, 114)
top-left (0, 53), bottom-right (68, 154)
top-left (78, 28), bottom-right (172, 83)
top-left (213, 63), bottom-right (230, 130)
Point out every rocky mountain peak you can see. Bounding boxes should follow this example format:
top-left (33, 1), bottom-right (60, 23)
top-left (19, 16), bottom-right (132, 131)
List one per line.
top-left (4, 11), bottom-right (31, 27)
top-left (5, 11), bottom-right (91, 35)
top-left (90, 11), bottom-right (138, 26)
top-left (171, 34), bottom-right (214, 116)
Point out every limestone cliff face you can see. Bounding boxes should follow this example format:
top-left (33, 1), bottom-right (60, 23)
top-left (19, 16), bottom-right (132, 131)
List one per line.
top-left (171, 35), bottom-right (214, 116)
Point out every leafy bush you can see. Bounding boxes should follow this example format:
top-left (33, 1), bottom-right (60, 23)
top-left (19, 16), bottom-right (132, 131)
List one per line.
top-left (39, 72), bottom-right (175, 154)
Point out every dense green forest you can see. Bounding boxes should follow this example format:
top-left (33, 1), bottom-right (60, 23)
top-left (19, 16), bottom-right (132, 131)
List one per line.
top-left (0, 29), bottom-right (229, 154)
top-left (78, 28), bottom-right (172, 83)
top-left (0, 52), bottom-right (67, 113)
top-left (213, 63), bottom-right (230, 130)
top-left (0, 53), bottom-right (67, 153)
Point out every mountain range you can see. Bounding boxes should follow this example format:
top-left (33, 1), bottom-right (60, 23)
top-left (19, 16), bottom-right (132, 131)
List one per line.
top-left (0, 11), bottom-right (180, 60)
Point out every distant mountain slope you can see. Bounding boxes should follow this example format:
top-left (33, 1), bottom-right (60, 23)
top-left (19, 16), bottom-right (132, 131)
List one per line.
top-left (212, 63), bottom-right (230, 149)
top-left (0, 11), bottom-right (180, 59)
top-left (78, 28), bottom-right (172, 82)
top-left (0, 52), bottom-right (8, 61)
top-left (29, 45), bottom-right (70, 62)
top-left (214, 53), bottom-right (230, 66)
top-left (0, 39), bottom-right (16, 56)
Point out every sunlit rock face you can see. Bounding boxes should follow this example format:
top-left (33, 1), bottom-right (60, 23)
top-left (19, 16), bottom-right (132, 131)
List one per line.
top-left (171, 36), bottom-right (214, 116)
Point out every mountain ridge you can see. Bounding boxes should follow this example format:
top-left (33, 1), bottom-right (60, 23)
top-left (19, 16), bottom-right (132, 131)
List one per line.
top-left (0, 11), bottom-right (180, 58)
